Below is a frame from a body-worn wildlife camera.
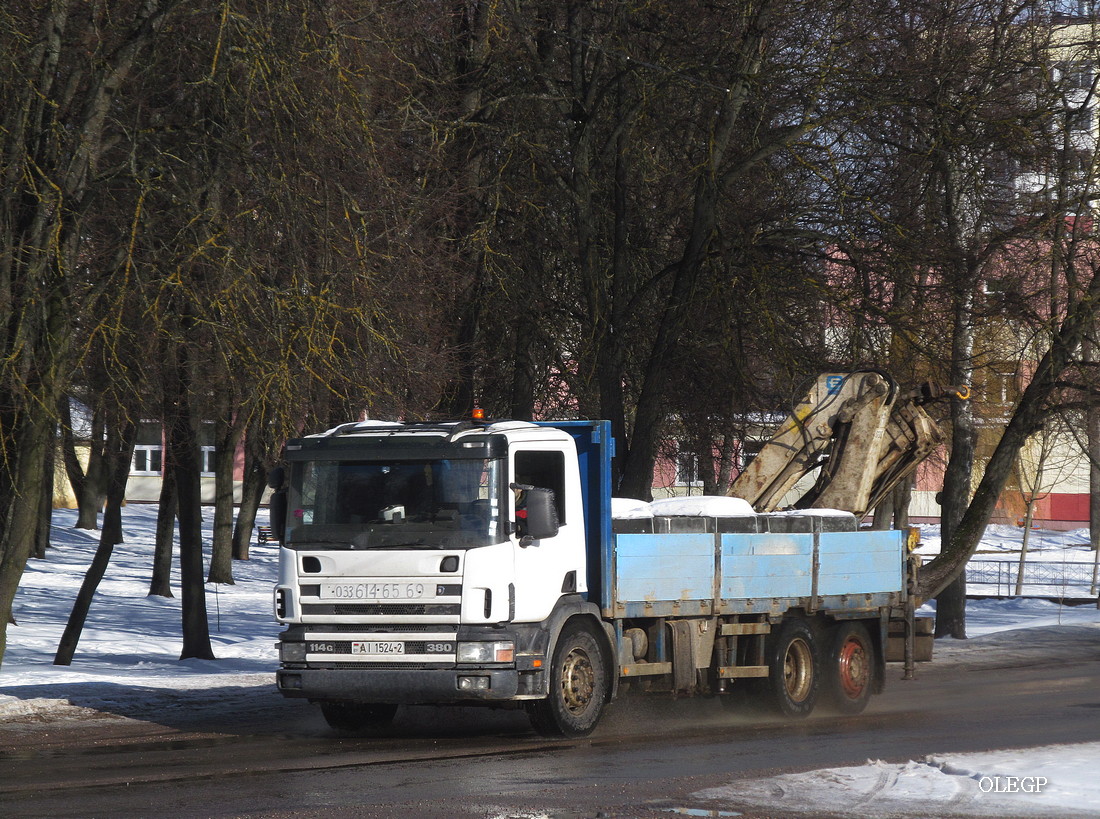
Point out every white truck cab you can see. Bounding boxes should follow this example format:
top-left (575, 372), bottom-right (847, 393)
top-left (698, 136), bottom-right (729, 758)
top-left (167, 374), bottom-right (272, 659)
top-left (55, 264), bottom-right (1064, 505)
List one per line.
top-left (273, 419), bottom-right (612, 736)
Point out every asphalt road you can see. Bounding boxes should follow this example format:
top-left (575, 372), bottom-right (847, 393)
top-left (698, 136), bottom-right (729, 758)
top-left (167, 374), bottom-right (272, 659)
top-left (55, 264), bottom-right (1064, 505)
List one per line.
top-left (2, 625), bottom-right (1098, 819)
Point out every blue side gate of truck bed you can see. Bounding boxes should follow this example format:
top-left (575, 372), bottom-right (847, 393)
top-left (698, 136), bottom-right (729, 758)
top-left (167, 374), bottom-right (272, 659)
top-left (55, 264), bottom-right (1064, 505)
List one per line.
top-left (611, 522), bottom-right (905, 618)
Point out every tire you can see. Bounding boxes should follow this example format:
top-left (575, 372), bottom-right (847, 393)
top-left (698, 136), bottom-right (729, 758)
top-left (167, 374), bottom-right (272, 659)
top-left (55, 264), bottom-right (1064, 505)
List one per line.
top-left (319, 701), bottom-right (398, 732)
top-left (825, 621), bottom-right (875, 715)
top-left (528, 624), bottom-right (608, 738)
top-left (764, 618), bottom-right (819, 718)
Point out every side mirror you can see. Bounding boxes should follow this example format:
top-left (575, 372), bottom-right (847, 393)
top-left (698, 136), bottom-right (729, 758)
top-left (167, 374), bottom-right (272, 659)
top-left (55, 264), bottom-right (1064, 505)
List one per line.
top-left (269, 490), bottom-right (287, 544)
top-left (521, 487), bottom-right (559, 541)
top-left (267, 467), bottom-right (287, 544)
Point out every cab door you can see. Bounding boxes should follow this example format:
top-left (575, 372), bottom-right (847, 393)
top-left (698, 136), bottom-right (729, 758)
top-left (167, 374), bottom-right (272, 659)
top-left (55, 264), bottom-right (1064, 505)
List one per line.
top-left (509, 444), bottom-right (586, 621)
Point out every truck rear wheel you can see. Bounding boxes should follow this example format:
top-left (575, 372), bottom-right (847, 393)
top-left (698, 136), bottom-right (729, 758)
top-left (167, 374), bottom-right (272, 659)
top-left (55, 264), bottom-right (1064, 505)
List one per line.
top-left (319, 701), bottom-right (398, 732)
top-left (528, 624), bottom-right (607, 738)
top-left (826, 621), bottom-right (874, 714)
top-left (764, 618), bottom-right (819, 718)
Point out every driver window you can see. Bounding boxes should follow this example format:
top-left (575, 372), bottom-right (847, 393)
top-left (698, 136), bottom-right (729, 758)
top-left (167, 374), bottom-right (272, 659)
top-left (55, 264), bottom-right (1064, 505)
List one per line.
top-left (513, 450), bottom-right (566, 524)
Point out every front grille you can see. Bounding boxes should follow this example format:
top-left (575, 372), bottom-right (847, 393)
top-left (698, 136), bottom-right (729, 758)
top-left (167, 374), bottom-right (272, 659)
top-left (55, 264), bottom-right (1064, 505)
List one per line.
top-left (311, 662), bottom-right (455, 670)
top-left (303, 603), bottom-right (461, 616)
top-left (304, 623), bottom-right (458, 634)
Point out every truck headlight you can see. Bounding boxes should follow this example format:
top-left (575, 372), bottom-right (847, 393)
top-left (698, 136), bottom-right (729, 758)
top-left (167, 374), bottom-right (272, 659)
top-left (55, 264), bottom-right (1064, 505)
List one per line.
top-left (280, 641), bottom-right (307, 662)
top-left (457, 641), bottom-right (514, 663)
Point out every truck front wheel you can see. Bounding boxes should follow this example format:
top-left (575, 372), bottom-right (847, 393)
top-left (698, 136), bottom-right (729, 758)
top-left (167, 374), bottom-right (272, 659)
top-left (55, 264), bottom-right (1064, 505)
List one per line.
top-left (319, 701), bottom-right (398, 732)
top-left (528, 624), bottom-right (608, 738)
top-left (764, 618), bottom-right (819, 718)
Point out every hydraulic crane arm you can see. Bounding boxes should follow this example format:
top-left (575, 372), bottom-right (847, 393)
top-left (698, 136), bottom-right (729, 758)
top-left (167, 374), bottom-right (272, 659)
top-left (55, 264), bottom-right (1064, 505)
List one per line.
top-left (728, 370), bottom-right (967, 518)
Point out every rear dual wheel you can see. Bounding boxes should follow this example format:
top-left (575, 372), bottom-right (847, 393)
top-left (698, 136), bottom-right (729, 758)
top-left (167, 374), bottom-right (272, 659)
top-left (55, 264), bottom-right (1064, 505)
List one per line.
top-left (762, 617), bottom-right (877, 718)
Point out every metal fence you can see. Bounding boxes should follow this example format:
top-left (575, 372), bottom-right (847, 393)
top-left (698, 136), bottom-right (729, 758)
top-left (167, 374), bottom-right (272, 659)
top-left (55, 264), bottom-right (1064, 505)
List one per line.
top-left (966, 559), bottom-right (1098, 598)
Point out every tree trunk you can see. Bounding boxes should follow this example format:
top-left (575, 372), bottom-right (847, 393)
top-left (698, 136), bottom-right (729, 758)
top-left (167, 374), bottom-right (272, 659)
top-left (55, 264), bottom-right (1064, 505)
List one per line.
top-left (873, 482), bottom-right (912, 529)
top-left (440, 0), bottom-right (492, 418)
top-left (934, 575), bottom-right (967, 639)
top-left (34, 438), bottom-right (56, 559)
top-left (1088, 336), bottom-right (1100, 554)
top-left (509, 320), bottom-right (537, 421)
top-left (935, 285), bottom-right (977, 640)
top-left (208, 413), bottom-right (243, 584)
top-left (60, 398), bottom-right (108, 531)
top-left (893, 480), bottom-right (912, 529)
top-left (0, 414), bottom-right (51, 660)
top-left (1016, 501), bottom-right (1035, 597)
top-left (150, 466), bottom-right (176, 598)
top-left (54, 417), bottom-right (135, 665)
top-left (1091, 406), bottom-right (1100, 548)
top-left (872, 495), bottom-right (895, 530)
top-left (167, 342), bottom-right (215, 661)
top-left (233, 459), bottom-right (265, 561)
top-left (233, 417), bottom-right (276, 560)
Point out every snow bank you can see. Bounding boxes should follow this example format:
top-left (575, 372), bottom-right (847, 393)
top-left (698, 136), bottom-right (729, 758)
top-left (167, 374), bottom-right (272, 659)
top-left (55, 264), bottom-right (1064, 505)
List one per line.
top-left (610, 497), bottom-right (652, 519)
top-left (767, 507), bottom-right (857, 518)
top-left (694, 742), bottom-right (1100, 817)
top-left (648, 495), bottom-right (755, 517)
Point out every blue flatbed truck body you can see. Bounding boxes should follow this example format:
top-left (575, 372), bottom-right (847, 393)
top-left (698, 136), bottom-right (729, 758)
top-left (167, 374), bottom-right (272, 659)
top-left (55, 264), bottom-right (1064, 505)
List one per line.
top-left (539, 419), bottom-right (906, 621)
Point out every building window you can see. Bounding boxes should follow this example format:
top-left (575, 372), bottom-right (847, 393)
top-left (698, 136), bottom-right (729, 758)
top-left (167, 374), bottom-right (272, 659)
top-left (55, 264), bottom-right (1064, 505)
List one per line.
top-left (132, 422), bottom-right (163, 475)
top-left (198, 422), bottom-right (216, 476)
top-left (677, 452), bottom-right (702, 487)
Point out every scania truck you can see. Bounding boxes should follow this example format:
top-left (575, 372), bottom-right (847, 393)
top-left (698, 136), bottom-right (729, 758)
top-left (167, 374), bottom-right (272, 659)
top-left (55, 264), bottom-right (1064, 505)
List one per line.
top-left (271, 375), bottom-right (930, 737)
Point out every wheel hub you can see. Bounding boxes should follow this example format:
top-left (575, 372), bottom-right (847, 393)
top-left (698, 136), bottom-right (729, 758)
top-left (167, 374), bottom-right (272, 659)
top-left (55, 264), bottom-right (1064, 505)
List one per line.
top-left (560, 648), bottom-right (595, 714)
top-left (838, 637), bottom-right (869, 697)
top-left (783, 637), bottom-right (814, 702)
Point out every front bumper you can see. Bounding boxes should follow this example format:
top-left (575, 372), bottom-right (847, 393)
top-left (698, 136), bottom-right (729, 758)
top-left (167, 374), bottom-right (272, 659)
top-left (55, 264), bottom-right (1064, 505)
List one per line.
top-left (276, 666), bottom-right (543, 703)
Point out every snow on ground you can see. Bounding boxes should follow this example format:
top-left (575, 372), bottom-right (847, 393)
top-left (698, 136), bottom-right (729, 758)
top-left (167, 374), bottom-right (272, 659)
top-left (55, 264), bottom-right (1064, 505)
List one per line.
top-left (917, 523), bottom-right (1095, 559)
top-left (694, 742), bottom-right (1100, 817)
top-left (3, 506), bottom-right (1100, 816)
top-left (0, 504), bottom-right (279, 721)
top-left (648, 495), bottom-right (756, 517)
top-left (918, 522), bottom-right (1100, 601)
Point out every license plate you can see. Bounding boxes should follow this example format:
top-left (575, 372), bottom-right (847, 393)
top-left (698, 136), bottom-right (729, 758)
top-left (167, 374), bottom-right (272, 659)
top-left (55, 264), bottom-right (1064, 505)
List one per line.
top-left (351, 641), bottom-right (404, 655)
top-left (320, 582), bottom-right (427, 600)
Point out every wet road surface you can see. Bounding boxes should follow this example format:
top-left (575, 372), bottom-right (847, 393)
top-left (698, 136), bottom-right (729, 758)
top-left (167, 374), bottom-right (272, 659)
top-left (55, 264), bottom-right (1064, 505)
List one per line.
top-left (2, 625), bottom-right (1098, 818)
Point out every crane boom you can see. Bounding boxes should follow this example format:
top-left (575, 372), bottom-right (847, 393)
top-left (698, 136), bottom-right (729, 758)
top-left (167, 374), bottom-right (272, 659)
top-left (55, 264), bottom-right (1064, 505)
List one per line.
top-left (728, 371), bottom-right (965, 517)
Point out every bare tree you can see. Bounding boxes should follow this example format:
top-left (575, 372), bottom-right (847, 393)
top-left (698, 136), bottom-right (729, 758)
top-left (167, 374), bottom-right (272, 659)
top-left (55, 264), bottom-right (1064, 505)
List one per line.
top-left (0, 0), bottom-right (180, 667)
top-left (54, 413), bottom-right (137, 665)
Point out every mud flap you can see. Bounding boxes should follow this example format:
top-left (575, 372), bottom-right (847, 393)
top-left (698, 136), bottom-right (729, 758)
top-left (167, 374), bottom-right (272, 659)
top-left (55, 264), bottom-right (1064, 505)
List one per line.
top-left (667, 618), bottom-right (717, 693)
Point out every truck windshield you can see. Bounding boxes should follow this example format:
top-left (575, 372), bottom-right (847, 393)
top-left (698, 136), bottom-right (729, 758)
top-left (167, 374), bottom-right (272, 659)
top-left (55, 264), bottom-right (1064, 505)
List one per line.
top-left (286, 457), bottom-right (503, 549)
